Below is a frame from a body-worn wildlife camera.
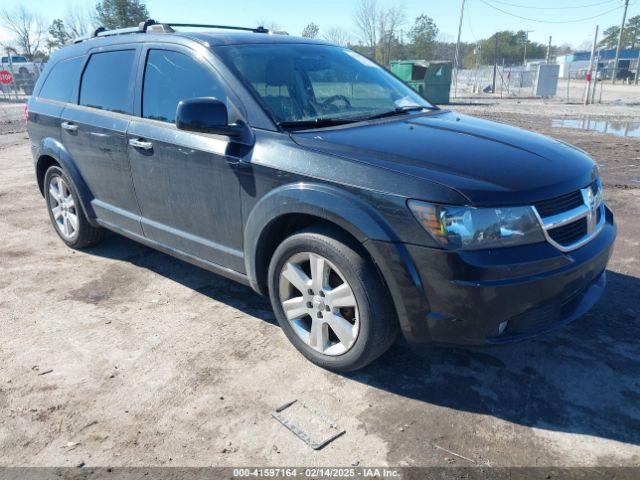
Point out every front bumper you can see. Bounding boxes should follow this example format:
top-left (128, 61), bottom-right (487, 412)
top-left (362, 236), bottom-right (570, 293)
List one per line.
top-left (382, 205), bottom-right (616, 345)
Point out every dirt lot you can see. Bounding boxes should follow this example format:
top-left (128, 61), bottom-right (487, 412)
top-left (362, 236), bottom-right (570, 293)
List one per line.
top-left (1, 99), bottom-right (640, 468)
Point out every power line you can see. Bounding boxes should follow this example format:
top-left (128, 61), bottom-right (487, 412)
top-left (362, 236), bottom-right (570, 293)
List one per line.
top-left (466, 0), bottom-right (479, 41)
top-left (485, 0), bottom-right (618, 10)
top-left (479, 0), bottom-right (624, 23)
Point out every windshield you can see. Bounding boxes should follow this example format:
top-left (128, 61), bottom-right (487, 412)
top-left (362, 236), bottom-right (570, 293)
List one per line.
top-left (215, 44), bottom-right (434, 126)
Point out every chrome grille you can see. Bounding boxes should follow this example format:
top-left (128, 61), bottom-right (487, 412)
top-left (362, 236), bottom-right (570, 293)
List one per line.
top-left (533, 180), bottom-right (604, 252)
top-left (534, 190), bottom-right (583, 218)
top-left (548, 217), bottom-right (588, 246)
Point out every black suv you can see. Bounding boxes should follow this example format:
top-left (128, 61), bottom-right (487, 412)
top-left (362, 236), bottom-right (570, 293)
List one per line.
top-left (27, 21), bottom-right (616, 371)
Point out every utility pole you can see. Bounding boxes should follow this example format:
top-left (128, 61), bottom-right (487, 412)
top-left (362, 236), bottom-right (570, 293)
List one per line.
top-left (612, 0), bottom-right (630, 84)
top-left (591, 48), bottom-right (600, 104)
top-left (5, 47), bottom-right (18, 101)
top-left (453, 0), bottom-right (466, 99)
top-left (585, 25), bottom-right (599, 105)
top-left (523, 30), bottom-right (534, 66)
top-left (546, 36), bottom-right (552, 63)
top-left (492, 34), bottom-right (499, 93)
top-left (635, 44), bottom-right (640, 85)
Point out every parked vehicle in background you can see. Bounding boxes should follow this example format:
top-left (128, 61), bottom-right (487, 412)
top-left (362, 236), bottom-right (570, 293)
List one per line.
top-left (1, 56), bottom-right (40, 77)
top-left (0, 56), bottom-right (43, 95)
top-left (26, 20), bottom-right (616, 371)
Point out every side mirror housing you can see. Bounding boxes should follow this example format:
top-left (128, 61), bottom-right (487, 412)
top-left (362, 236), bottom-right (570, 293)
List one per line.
top-left (175, 97), bottom-right (243, 138)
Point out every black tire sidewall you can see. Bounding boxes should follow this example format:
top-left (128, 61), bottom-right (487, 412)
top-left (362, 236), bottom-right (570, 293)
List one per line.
top-left (268, 229), bottom-right (390, 371)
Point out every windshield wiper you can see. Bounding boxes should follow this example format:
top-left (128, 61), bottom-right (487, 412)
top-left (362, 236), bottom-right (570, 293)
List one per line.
top-left (278, 105), bottom-right (430, 130)
top-left (278, 117), bottom-right (358, 130)
top-left (360, 105), bottom-right (427, 121)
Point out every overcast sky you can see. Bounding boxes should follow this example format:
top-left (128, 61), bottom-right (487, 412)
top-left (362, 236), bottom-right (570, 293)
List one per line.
top-left (1, 0), bottom-right (637, 50)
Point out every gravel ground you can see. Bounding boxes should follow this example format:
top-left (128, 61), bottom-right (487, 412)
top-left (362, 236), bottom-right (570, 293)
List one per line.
top-left (1, 99), bottom-right (639, 468)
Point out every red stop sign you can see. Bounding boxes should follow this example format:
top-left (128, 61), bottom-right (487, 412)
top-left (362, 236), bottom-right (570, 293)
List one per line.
top-left (0, 70), bottom-right (13, 85)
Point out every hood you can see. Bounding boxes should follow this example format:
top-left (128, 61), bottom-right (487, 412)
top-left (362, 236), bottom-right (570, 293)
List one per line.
top-left (291, 111), bottom-right (598, 206)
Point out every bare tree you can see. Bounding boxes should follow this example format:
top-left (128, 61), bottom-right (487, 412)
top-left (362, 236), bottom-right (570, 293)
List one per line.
top-left (323, 27), bottom-right (351, 47)
top-left (0, 6), bottom-right (46, 59)
top-left (353, 1), bottom-right (406, 64)
top-left (301, 22), bottom-right (320, 39)
top-left (378, 5), bottom-right (405, 65)
top-left (353, 0), bottom-right (378, 59)
top-left (65, 3), bottom-right (98, 38)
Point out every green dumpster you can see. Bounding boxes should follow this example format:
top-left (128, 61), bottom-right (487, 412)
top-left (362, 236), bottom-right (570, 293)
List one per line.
top-left (390, 60), bottom-right (452, 105)
top-left (423, 61), bottom-right (452, 105)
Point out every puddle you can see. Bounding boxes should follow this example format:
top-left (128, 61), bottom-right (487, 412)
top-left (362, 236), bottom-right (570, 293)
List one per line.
top-left (552, 118), bottom-right (640, 138)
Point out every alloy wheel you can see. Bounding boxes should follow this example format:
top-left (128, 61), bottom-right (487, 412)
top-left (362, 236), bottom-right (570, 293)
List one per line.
top-left (278, 252), bottom-right (360, 356)
top-left (48, 175), bottom-right (78, 240)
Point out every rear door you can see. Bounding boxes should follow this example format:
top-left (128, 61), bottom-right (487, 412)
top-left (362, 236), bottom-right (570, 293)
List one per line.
top-left (28, 55), bottom-right (84, 147)
top-left (60, 46), bottom-right (143, 235)
top-left (126, 44), bottom-right (247, 272)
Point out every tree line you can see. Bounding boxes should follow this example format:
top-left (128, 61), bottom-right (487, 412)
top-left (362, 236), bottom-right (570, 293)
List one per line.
top-left (599, 15), bottom-right (640, 50)
top-left (3, 0), bottom-right (631, 68)
top-left (0, 0), bottom-right (149, 60)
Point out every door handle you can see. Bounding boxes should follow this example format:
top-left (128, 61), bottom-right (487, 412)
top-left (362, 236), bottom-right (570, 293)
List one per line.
top-left (61, 121), bottom-right (78, 132)
top-left (129, 138), bottom-right (153, 150)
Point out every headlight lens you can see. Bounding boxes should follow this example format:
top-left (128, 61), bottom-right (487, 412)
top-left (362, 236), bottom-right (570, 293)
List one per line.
top-left (408, 200), bottom-right (545, 250)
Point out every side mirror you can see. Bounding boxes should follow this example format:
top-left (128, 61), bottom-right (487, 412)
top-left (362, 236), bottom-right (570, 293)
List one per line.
top-left (175, 97), bottom-right (243, 138)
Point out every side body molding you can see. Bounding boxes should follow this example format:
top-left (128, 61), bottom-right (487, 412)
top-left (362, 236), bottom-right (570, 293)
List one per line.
top-left (243, 183), bottom-right (431, 341)
top-left (35, 137), bottom-right (98, 224)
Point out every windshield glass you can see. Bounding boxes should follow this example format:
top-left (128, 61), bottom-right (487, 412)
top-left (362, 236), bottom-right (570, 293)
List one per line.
top-left (215, 43), bottom-right (434, 125)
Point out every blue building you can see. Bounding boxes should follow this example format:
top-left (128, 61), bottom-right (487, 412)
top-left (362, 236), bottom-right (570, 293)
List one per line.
top-left (557, 48), bottom-right (639, 79)
top-left (565, 48), bottom-right (639, 62)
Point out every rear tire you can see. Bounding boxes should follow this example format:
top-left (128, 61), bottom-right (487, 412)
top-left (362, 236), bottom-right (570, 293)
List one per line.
top-left (268, 225), bottom-right (398, 371)
top-left (44, 165), bottom-right (104, 249)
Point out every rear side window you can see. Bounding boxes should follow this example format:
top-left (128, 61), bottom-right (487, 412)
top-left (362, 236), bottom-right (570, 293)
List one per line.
top-left (142, 49), bottom-right (226, 123)
top-left (38, 57), bottom-right (83, 103)
top-left (2, 56), bottom-right (27, 63)
top-left (80, 50), bottom-right (135, 114)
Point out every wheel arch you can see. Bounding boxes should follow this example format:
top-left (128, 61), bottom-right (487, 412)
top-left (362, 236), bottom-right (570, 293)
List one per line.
top-left (244, 183), bottom-right (430, 341)
top-left (36, 138), bottom-right (97, 224)
top-left (246, 183), bottom-right (392, 290)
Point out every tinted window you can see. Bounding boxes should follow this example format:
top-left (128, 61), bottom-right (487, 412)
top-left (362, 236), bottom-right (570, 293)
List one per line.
top-left (143, 49), bottom-right (226, 123)
top-left (38, 57), bottom-right (83, 103)
top-left (2, 56), bottom-right (27, 63)
top-left (80, 50), bottom-right (135, 114)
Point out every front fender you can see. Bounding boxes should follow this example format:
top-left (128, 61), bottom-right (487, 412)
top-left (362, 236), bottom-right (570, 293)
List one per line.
top-left (244, 182), bottom-right (432, 342)
top-left (37, 137), bottom-right (97, 222)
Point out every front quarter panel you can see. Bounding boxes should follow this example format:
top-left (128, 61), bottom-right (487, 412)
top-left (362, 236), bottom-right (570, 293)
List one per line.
top-left (243, 182), bottom-right (432, 342)
top-left (241, 130), bottom-right (459, 342)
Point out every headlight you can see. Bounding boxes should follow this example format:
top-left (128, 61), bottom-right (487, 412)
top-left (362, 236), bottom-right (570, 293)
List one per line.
top-left (408, 200), bottom-right (545, 250)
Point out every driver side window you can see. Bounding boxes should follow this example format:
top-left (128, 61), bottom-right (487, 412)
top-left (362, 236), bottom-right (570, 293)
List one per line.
top-left (142, 49), bottom-right (227, 124)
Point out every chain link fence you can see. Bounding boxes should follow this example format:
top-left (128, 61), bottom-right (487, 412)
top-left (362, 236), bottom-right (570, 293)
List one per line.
top-left (456, 62), bottom-right (640, 104)
top-left (456, 66), bottom-right (539, 98)
top-left (0, 64), bottom-right (44, 102)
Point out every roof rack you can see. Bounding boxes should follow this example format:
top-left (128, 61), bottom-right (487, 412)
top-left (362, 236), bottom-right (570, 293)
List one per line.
top-left (71, 19), bottom-right (269, 44)
top-left (165, 23), bottom-right (269, 34)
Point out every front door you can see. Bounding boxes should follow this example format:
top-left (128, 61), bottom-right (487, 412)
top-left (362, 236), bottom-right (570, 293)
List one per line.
top-left (127, 46), bottom-right (247, 272)
top-left (60, 47), bottom-right (143, 235)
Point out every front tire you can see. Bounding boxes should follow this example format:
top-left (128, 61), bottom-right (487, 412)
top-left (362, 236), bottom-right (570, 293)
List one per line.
top-left (268, 225), bottom-right (398, 371)
top-left (44, 165), bottom-right (104, 249)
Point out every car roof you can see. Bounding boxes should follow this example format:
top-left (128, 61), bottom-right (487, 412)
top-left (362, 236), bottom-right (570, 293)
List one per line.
top-left (49, 29), bottom-right (337, 63)
top-left (175, 31), bottom-right (335, 47)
